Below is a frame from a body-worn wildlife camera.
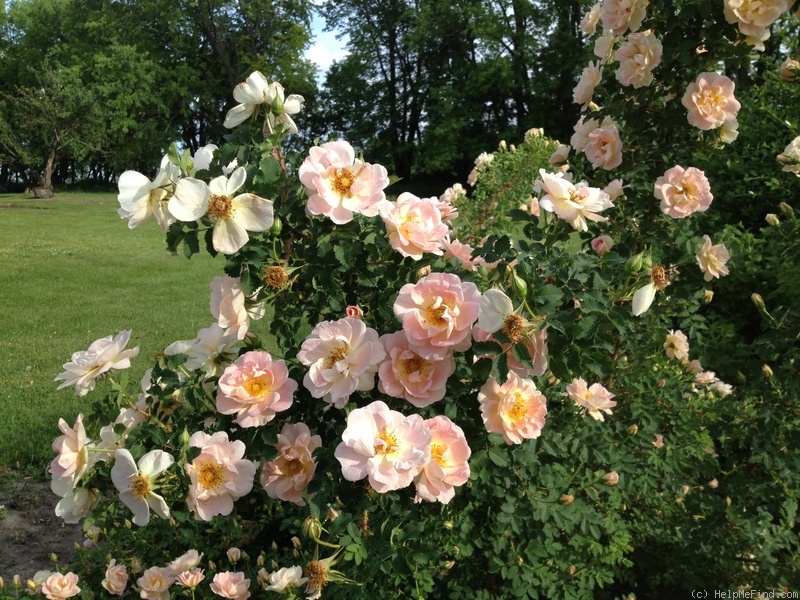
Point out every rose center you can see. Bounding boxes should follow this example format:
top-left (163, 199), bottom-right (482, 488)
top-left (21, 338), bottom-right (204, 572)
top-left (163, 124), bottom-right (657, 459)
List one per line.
top-left (208, 194), bottom-right (232, 220)
top-left (324, 345), bottom-right (348, 369)
top-left (430, 443), bottom-right (446, 466)
top-left (130, 473), bottom-right (151, 499)
top-left (330, 168), bottom-right (355, 198)
top-left (197, 462), bottom-right (225, 491)
top-left (401, 354), bottom-right (428, 375)
top-left (244, 375), bottom-right (271, 397)
top-left (501, 314), bottom-right (525, 342)
top-left (375, 429), bottom-right (399, 456)
top-left (505, 392), bottom-right (528, 425)
top-left (425, 303), bottom-right (448, 327)
top-left (280, 457), bottom-right (304, 477)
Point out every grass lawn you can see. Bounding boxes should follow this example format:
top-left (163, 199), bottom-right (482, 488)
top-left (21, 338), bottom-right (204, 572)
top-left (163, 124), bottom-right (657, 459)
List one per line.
top-left (0, 192), bottom-right (229, 471)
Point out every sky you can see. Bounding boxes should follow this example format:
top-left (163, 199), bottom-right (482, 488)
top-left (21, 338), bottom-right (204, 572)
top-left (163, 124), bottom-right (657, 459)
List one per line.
top-left (304, 9), bottom-right (349, 80)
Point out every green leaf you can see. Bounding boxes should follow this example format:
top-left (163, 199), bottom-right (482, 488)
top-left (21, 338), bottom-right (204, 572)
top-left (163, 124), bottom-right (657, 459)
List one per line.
top-left (259, 156), bottom-right (281, 184)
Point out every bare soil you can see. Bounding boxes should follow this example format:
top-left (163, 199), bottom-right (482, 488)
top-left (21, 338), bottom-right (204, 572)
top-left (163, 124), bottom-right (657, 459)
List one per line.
top-left (0, 469), bottom-right (83, 582)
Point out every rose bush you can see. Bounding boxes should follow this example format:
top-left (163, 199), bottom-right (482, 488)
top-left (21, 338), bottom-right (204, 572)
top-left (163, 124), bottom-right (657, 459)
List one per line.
top-left (12, 2), bottom-right (800, 599)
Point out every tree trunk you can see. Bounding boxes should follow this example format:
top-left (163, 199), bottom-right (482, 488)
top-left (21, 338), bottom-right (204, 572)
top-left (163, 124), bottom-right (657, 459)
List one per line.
top-left (43, 147), bottom-right (56, 189)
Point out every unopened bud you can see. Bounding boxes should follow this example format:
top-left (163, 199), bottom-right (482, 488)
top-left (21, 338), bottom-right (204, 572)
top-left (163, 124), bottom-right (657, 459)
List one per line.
top-left (257, 554), bottom-right (265, 567)
top-left (567, 565), bottom-right (577, 576)
top-left (13, 575), bottom-right (21, 588)
top-left (208, 561), bottom-right (216, 571)
top-left (27, 580), bottom-right (36, 591)
top-left (444, 561), bottom-right (455, 570)
top-left (738, 371), bottom-right (746, 383)
top-left (130, 557), bottom-right (143, 574)
top-left (703, 290), bottom-right (714, 304)
top-left (515, 556), bottom-right (524, 566)
top-left (302, 516), bottom-right (323, 540)
top-left (270, 91), bottom-right (284, 116)
top-left (443, 520), bottom-right (454, 530)
top-left (559, 494), bottom-right (575, 505)
top-left (779, 202), bottom-right (794, 217)
top-left (179, 427), bottom-right (191, 447)
top-left (625, 252), bottom-right (644, 274)
top-left (270, 217), bottom-right (283, 238)
top-left (766, 213), bottom-right (780, 226)
top-left (499, 140), bottom-right (507, 150)
top-left (657, 379), bottom-right (666, 388)
top-left (779, 58), bottom-right (799, 82)
top-left (601, 472), bottom-right (619, 486)
top-left (227, 547), bottom-right (241, 563)
top-left (345, 305), bottom-right (363, 320)
top-left (0, 576), bottom-right (4, 589)
top-left (512, 273), bottom-right (528, 298)
top-left (627, 424), bottom-right (638, 436)
top-left (50, 553), bottom-right (58, 563)
top-left (509, 144), bottom-right (516, 152)
top-left (762, 364), bottom-right (773, 378)
top-left (708, 479), bottom-right (719, 489)
top-left (751, 293), bottom-right (765, 311)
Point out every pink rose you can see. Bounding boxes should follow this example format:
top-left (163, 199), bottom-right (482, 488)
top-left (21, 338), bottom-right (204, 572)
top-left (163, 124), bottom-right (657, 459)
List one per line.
top-left (137, 567), bottom-right (174, 600)
top-left (296, 317), bottom-right (385, 408)
top-left (345, 305), bottom-right (363, 319)
top-left (573, 61), bottom-right (603, 109)
top-left (570, 116), bottom-right (600, 152)
top-left (334, 400), bottom-right (431, 493)
top-left (615, 31), bottom-right (662, 88)
top-left (216, 350), bottom-right (297, 428)
top-left (176, 569), bottom-right (205, 588)
top-left (566, 377), bottom-right (617, 422)
top-left (299, 140), bottom-right (390, 224)
top-left (664, 329), bottom-right (689, 361)
top-left (378, 331), bottom-right (456, 408)
top-left (723, 0), bottom-right (789, 51)
top-left (696, 235), bottom-right (730, 281)
top-left (393, 272), bottom-right (481, 359)
top-left (102, 560), bottom-right (128, 596)
top-left (414, 416), bottom-right (471, 504)
top-left (380, 192), bottom-right (449, 259)
top-left (601, 0), bottom-right (648, 35)
top-left (210, 572), bottom-right (251, 600)
top-left (210, 276), bottom-right (250, 340)
top-left (186, 431), bottom-right (256, 521)
top-left (591, 235), bottom-right (614, 255)
top-left (50, 414), bottom-right (91, 497)
top-left (584, 120), bottom-right (623, 170)
top-left (41, 573), bottom-right (81, 600)
top-left (682, 72), bottom-right (741, 131)
top-left (260, 423), bottom-right (321, 505)
top-left (478, 372), bottom-right (548, 445)
top-left (654, 165), bottom-right (713, 218)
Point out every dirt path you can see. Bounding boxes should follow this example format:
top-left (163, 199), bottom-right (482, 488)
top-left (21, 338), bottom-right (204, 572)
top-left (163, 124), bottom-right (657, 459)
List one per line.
top-left (0, 469), bottom-right (82, 582)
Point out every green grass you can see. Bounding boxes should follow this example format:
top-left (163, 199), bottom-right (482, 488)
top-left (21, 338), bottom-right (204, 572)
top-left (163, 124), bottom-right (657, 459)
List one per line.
top-left (0, 192), bottom-right (227, 471)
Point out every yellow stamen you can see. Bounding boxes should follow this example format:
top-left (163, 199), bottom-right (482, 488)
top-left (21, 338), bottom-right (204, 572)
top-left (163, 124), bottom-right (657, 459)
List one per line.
top-left (505, 392), bottom-right (528, 425)
top-left (197, 462), bottom-right (225, 491)
top-left (330, 168), bottom-right (355, 198)
top-left (375, 429), bottom-right (399, 455)
top-left (208, 194), bottom-right (232, 220)
top-left (430, 443), bottom-right (446, 466)
top-left (305, 560), bottom-right (329, 593)
top-left (324, 345), bottom-right (348, 369)
top-left (501, 314), bottom-right (525, 342)
top-left (130, 474), bottom-right (151, 499)
top-left (425, 304), bottom-right (448, 327)
top-left (401, 355), bottom-right (427, 375)
top-left (243, 375), bottom-right (271, 397)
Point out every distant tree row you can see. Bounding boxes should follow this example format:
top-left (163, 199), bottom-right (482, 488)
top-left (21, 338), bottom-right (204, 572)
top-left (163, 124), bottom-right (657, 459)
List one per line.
top-left (0, 0), bottom-right (317, 189)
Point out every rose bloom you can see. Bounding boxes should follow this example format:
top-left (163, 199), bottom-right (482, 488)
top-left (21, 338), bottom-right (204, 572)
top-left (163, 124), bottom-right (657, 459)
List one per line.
top-left (723, 0), bottom-right (789, 51)
top-left (137, 567), bottom-right (174, 600)
top-left (102, 560), bottom-right (128, 596)
top-left (584, 120), bottom-right (623, 170)
top-left (442, 237), bottom-right (486, 271)
top-left (299, 140), bottom-right (389, 224)
top-left (603, 178), bottom-right (626, 200)
top-left (615, 31), bottom-right (662, 88)
top-left (264, 566), bottom-right (307, 593)
top-left (594, 29), bottom-right (617, 63)
top-left (478, 372), bottom-right (548, 445)
top-left (696, 235), bottom-right (730, 281)
top-left (580, 2), bottom-right (602, 35)
top-left (378, 331), bottom-right (456, 408)
top-left (654, 165), bottom-right (713, 218)
top-left (535, 169), bottom-right (614, 231)
top-left (394, 272), bottom-right (481, 360)
top-left (591, 234), bottom-right (614, 255)
top-left (170, 167), bottom-right (274, 255)
top-left (601, 0), bottom-right (649, 35)
top-left (719, 118), bottom-right (740, 144)
top-left (779, 58), bottom-right (799, 83)
top-left (176, 569), bottom-right (204, 588)
top-left (566, 377), bottom-right (617, 422)
top-left (414, 416), bottom-right (471, 504)
top-left (549, 144), bottom-right (570, 167)
top-left (168, 550), bottom-right (203, 576)
top-left (50, 414), bottom-right (91, 497)
top-left (653, 433), bottom-right (665, 449)
top-left (222, 71), bottom-right (269, 128)
top-left (570, 116), bottom-right (600, 152)
top-left (111, 448), bottom-right (173, 526)
top-left (778, 135), bottom-right (800, 176)
top-left (573, 61), bottom-right (603, 109)
top-left (210, 572), bottom-right (250, 600)
top-left (682, 72), bottom-right (741, 131)
top-left (380, 192), bottom-right (449, 259)
top-left (55, 330), bottom-right (139, 397)
top-left (664, 329), bottom-right (690, 361)
top-left (186, 431), bottom-right (256, 521)
top-left (432, 194), bottom-right (459, 223)
top-left (216, 350), bottom-right (297, 428)
top-left (260, 422), bottom-right (321, 506)
top-left (41, 572), bottom-right (80, 600)
top-left (334, 400), bottom-right (431, 493)
top-left (117, 155), bottom-right (181, 232)
top-left (509, 327), bottom-right (549, 378)
top-left (55, 485), bottom-right (98, 524)
top-left (165, 323), bottom-right (240, 378)
top-left (210, 276), bottom-right (250, 340)
top-left (296, 316), bottom-right (385, 408)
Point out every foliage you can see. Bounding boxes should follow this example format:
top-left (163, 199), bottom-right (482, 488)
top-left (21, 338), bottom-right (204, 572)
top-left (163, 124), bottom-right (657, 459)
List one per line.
top-left (10, 1), bottom-right (800, 599)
